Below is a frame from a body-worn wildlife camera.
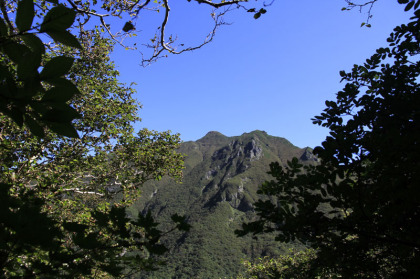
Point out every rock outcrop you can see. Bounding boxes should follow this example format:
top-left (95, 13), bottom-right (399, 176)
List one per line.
top-left (131, 131), bottom-right (315, 279)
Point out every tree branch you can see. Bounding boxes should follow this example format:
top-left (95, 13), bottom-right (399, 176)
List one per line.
top-left (63, 0), bottom-right (267, 65)
top-left (191, 0), bottom-right (248, 8)
top-left (0, 0), bottom-right (15, 32)
top-left (344, 0), bottom-right (378, 24)
top-left (141, 0), bottom-right (231, 65)
top-left (60, 188), bottom-right (105, 196)
top-left (67, 0), bottom-right (109, 17)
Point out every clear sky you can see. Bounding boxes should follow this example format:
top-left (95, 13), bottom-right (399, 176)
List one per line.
top-left (110, 1), bottom-right (411, 148)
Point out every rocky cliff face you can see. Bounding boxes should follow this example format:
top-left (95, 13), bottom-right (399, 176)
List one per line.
top-left (130, 131), bottom-right (315, 279)
top-left (203, 137), bottom-right (264, 211)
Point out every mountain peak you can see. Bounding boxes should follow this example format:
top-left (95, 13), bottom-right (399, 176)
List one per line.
top-left (240, 130), bottom-right (268, 139)
top-left (133, 131), bottom-right (317, 278)
top-left (197, 131), bottom-right (227, 143)
top-left (243, 130), bottom-right (268, 136)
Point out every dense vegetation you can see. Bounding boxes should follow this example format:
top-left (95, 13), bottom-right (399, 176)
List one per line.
top-left (238, 249), bottom-right (320, 279)
top-left (130, 131), bottom-right (315, 278)
top-left (237, 1), bottom-right (420, 278)
top-left (1, 0), bottom-right (419, 278)
top-left (0, 1), bottom-right (189, 277)
top-left (0, 0), bottom-right (271, 277)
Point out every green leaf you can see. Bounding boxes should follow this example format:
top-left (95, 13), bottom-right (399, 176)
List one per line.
top-left (74, 232), bottom-right (101, 249)
top-left (23, 78), bottom-right (42, 98)
top-left (0, 64), bottom-right (14, 81)
top-left (1, 41), bottom-right (31, 64)
top-left (63, 222), bottom-right (88, 232)
top-left (91, 211), bottom-right (109, 227)
top-left (30, 102), bottom-right (48, 115)
top-left (42, 105), bottom-right (80, 122)
top-left (16, 0), bottom-right (35, 32)
top-left (48, 121), bottom-right (79, 138)
top-left (40, 5), bottom-right (76, 32)
top-left (21, 34), bottom-right (45, 55)
top-left (405, 1), bottom-right (415, 11)
top-left (42, 86), bottom-right (77, 102)
top-left (17, 51), bottom-right (41, 80)
top-left (43, 78), bottom-right (81, 101)
top-left (45, 77), bottom-right (79, 94)
top-left (0, 105), bottom-right (24, 127)
top-left (25, 116), bottom-right (45, 138)
top-left (46, 30), bottom-right (82, 49)
top-left (122, 21), bottom-right (135, 32)
top-left (40, 56), bottom-right (74, 79)
top-left (0, 70), bottom-right (18, 98)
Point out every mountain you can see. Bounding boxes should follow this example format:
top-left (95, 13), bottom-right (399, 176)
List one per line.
top-left (129, 130), bottom-right (317, 278)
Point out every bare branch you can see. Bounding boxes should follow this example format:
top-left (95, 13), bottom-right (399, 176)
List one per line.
top-left (130, 0), bottom-right (151, 18)
top-left (141, 0), bottom-right (231, 66)
top-left (64, 0), bottom-right (268, 65)
top-left (100, 16), bottom-right (132, 48)
top-left (191, 0), bottom-right (248, 8)
top-left (67, 0), bottom-right (109, 17)
top-left (344, 0), bottom-right (379, 24)
top-left (60, 188), bottom-right (105, 196)
top-left (0, 0), bottom-right (15, 32)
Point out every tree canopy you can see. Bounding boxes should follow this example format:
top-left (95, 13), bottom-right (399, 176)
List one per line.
top-left (2, 0), bottom-right (417, 277)
top-left (0, 0), bottom-right (190, 277)
top-left (0, 0), bottom-right (276, 276)
top-left (237, 1), bottom-right (420, 278)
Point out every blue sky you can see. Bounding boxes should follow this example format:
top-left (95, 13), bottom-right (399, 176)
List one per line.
top-left (110, 1), bottom-right (411, 148)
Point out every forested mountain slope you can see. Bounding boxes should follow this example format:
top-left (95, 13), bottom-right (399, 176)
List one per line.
top-left (130, 131), bottom-right (317, 278)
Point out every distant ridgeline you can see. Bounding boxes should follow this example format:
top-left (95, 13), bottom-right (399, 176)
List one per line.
top-left (129, 130), bottom-right (317, 279)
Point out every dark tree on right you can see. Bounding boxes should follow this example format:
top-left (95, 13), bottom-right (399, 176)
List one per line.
top-left (237, 1), bottom-right (420, 278)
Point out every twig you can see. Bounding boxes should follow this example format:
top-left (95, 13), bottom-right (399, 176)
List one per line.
top-left (0, 0), bottom-right (15, 32)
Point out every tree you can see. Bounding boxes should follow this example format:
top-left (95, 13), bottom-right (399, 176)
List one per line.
top-left (0, 1), bottom-right (190, 277)
top-left (1, 0), bottom-right (412, 277)
top-left (0, 0), bottom-right (273, 276)
top-left (0, 0), bottom-right (271, 138)
top-left (237, 1), bottom-right (420, 278)
top-left (237, 249), bottom-right (329, 279)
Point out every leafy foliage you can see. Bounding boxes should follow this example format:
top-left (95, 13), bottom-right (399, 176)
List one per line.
top-left (131, 131), bottom-right (312, 278)
top-left (1, 181), bottom-right (190, 278)
top-left (237, 249), bottom-right (336, 279)
top-left (0, 0), bottom-right (82, 138)
top-left (0, 1), bottom-right (188, 277)
top-left (237, 2), bottom-right (420, 278)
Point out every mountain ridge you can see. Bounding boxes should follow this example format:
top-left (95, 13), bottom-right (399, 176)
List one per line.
top-left (130, 131), bottom-right (316, 278)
